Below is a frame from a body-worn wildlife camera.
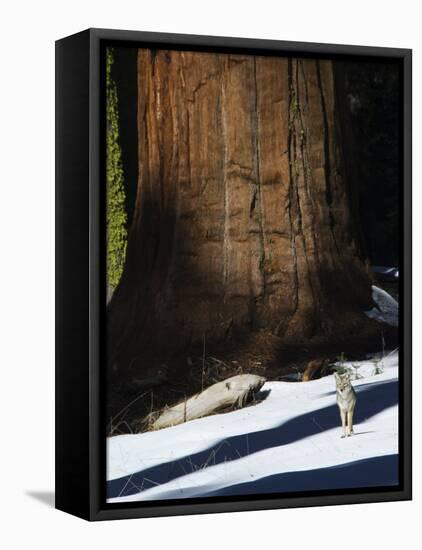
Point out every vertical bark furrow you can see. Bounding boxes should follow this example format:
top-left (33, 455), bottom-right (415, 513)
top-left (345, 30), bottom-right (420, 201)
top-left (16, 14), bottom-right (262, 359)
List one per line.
top-left (316, 60), bottom-right (340, 259)
top-left (285, 58), bottom-right (301, 334)
top-left (252, 57), bottom-right (267, 318)
top-left (293, 60), bottom-right (321, 334)
top-left (221, 57), bottom-right (230, 296)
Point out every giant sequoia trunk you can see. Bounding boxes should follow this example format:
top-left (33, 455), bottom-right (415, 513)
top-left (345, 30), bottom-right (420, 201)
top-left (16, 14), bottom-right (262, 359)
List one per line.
top-left (107, 50), bottom-right (382, 384)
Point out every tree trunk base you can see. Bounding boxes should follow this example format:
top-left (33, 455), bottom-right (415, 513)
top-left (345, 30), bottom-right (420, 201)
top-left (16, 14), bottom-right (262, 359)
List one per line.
top-left (107, 317), bottom-right (397, 435)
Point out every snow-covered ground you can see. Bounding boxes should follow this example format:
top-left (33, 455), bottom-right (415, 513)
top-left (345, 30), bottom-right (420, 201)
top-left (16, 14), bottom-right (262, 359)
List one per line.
top-left (107, 356), bottom-right (399, 503)
top-left (107, 286), bottom-right (399, 503)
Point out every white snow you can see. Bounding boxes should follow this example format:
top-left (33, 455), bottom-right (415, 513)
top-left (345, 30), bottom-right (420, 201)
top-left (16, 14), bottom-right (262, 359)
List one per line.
top-left (365, 285), bottom-right (399, 327)
top-left (107, 350), bottom-right (399, 502)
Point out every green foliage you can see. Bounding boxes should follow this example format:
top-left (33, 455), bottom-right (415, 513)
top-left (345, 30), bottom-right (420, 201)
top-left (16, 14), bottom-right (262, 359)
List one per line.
top-left (106, 48), bottom-right (127, 294)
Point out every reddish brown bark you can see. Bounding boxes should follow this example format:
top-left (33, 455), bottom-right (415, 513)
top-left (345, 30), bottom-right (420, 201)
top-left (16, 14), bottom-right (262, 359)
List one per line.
top-left (107, 50), bottom-right (381, 383)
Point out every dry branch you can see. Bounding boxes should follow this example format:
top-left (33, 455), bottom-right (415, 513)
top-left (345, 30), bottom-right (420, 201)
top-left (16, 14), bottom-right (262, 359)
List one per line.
top-left (149, 374), bottom-right (266, 430)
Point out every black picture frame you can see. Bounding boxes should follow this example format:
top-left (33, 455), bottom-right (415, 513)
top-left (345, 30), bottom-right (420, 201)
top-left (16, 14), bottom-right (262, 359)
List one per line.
top-left (55, 28), bottom-right (412, 521)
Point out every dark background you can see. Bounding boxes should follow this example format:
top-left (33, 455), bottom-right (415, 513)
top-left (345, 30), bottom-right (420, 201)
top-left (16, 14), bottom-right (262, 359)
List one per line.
top-left (340, 60), bottom-right (399, 266)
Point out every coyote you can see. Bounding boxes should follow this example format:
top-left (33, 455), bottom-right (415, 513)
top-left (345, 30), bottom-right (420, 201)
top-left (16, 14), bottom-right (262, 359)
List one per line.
top-left (334, 372), bottom-right (357, 438)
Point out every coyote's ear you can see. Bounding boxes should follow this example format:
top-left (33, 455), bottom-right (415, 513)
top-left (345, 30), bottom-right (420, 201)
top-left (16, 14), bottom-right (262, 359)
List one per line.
top-left (334, 372), bottom-right (340, 382)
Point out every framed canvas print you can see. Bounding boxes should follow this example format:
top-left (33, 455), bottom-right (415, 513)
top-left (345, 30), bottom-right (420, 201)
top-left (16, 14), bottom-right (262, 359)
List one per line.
top-left (55, 28), bottom-right (412, 521)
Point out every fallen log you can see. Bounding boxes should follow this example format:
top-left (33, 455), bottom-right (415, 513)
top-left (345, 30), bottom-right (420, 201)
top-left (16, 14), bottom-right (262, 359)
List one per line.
top-left (148, 374), bottom-right (266, 431)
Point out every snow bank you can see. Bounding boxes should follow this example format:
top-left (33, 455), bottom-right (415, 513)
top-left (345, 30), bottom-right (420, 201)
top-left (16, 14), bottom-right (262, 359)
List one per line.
top-left (365, 285), bottom-right (399, 327)
top-left (107, 350), bottom-right (399, 502)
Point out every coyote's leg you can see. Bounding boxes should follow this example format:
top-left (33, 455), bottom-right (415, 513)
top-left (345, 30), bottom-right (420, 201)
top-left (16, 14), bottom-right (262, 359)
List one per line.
top-left (340, 408), bottom-right (347, 438)
top-left (347, 405), bottom-right (355, 436)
